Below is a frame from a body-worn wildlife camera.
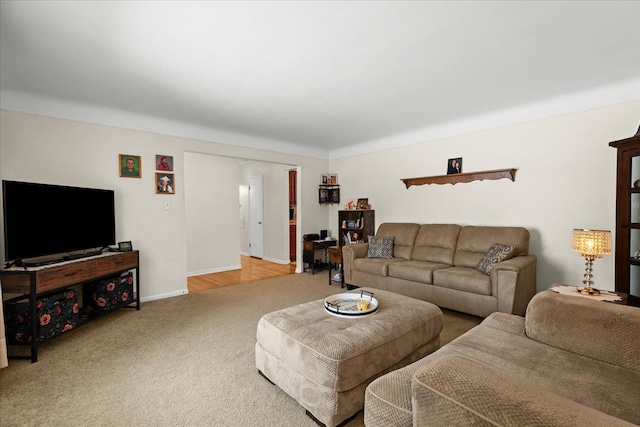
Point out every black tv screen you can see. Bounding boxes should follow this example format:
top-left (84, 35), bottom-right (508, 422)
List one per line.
top-left (2, 180), bottom-right (116, 262)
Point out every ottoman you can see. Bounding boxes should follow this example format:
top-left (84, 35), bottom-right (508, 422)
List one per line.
top-left (255, 287), bottom-right (443, 427)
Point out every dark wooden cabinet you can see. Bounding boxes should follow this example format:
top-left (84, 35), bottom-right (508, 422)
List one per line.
top-left (609, 135), bottom-right (640, 306)
top-left (338, 210), bottom-right (375, 247)
top-left (289, 224), bottom-right (296, 261)
top-left (288, 170), bottom-right (297, 205)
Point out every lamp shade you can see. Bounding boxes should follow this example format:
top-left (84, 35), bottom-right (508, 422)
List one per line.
top-left (572, 229), bottom-right (611, 258)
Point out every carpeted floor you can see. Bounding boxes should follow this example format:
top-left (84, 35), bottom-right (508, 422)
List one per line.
top-left (0, 272), bottom-right (481, 427)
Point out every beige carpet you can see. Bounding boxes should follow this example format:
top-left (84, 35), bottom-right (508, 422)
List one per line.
top-left (0, 272), bottom-right (481, 427)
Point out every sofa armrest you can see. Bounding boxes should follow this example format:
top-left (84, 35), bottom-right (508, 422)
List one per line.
top-left (491, 254), bottom-right (537, 316)
top-left (342, 243), bottom-right (369, 285)
top-left (412, 355), bottom-right (633, 426)
top-left (525, 290), bottom-right (640, 372)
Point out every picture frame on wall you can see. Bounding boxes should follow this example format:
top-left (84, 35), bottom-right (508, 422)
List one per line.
top-left (156, 173), bottom-right (175, 194)
top-left (119, 154), bottom-right (142, 178)
top-left (156, 154), bottom-right (173, 171)
top-left (319, 188), bottom-right (329, 203)
top-left (447, 157), bottom-right (462, 174)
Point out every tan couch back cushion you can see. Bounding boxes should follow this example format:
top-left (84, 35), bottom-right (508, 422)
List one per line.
top-left (375, 223), bottom-right (420, 260)
top-left (525, 291), bottom-right (640, 372)
top-left (411, 224), bottom-right (461, 264)
top-left (453, 226), bottom-right (530, 268)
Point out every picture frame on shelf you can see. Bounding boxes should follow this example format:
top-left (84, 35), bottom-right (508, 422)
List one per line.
top-left (356, 198), bottom-right (368, 209)
top-left (118, 241), bottom-right (133, 252)
top-left (329, 173), bottom-right (338, 185)
top-left (447, 157), bottom-right (462, 174)
top-left (321, 173), bottom-right (330, 184)
top-left (119, 154), bottom-right (141, 178)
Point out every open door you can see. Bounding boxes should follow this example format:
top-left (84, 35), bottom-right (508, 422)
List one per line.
top-left (249, 175), bottom-right (264, 258)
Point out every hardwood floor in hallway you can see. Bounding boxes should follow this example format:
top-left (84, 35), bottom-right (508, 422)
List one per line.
top-left (187, 255), bottom-right (296, 293)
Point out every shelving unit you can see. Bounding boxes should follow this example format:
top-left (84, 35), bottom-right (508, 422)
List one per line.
top-left (319, 185), bottom-right (340, 204)
top-left (609, 134), bottom-right (640, 306)
top-left (338, 210), bottom-right (375, 247)
top-left (401, 168), bottom-right (516, 188)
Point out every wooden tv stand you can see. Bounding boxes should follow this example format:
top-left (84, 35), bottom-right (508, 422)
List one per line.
top-left (0, 250), bottom-right (140, 362)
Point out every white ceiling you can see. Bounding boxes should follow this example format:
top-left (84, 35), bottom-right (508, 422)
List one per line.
top-left (1, 1), bottom-right (639, 159)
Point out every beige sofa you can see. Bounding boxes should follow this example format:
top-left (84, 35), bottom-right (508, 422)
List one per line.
top-left (364, 290), bottom-right (640, 426)
top-left (342, 223), bottom-right (537, 317)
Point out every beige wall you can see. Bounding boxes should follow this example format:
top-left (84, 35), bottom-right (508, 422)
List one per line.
top-left (1, 100), bottom-right (638, 299)
top-left (0, 110), bottom-right (329, 300)
top-left (329, 101), bottom-right (640, 292)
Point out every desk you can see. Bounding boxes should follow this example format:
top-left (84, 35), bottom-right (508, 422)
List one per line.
top-left (303, 240), bottom-right (337, 274)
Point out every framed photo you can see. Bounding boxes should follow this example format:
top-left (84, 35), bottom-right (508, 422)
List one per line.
top-left (321, 173), bottom-right (330, 184)
top-left (319, 188), bottom-right (329, 203)
top-left (329, 173), bottom-right (338, 185)
top-left (156, 173), bottom-right (175, 194)
top-left (356, 198), bottom-right (368, 210)
top-left (119, 154), bottom-right (141, 178)
top-left (447, 157), bottom-right (463, 175)
top-left (118, 241), bottom-right (133, 252)
top-left (329, 188), bottom-right (340, 203)
top-left (156, 154), bottom-right (173, 171)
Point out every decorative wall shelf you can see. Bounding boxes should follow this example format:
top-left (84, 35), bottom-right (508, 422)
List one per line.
top-left (401, 168), bottom-right (517, 188)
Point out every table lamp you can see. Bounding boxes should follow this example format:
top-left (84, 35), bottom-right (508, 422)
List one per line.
top-left (572, 229), bottom-right (611, 295)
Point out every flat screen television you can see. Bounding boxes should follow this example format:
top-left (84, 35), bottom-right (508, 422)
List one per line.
top-left (2, 180), bottom-right (116, 265)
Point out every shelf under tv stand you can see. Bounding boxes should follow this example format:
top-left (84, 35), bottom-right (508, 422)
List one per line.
top-left (0, 250), bottom-right (140, 362)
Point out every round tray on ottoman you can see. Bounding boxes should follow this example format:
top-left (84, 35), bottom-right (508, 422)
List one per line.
top-left (324, 290), bottom-right (379, 318)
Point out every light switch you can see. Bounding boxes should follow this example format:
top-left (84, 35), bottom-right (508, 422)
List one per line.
top-left (164, 200), bottom-right (172, 210)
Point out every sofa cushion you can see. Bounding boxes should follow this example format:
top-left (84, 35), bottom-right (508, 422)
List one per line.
top-left (353, 258), bottom-right (406, 277)
top-left (410, 224), bottom-right (461, 264)
top-left (432, 266), bottom-right (491, 295)
top-left (476, 243), bottom-right (516, 275)
top-left (387, 260), bottom-right (451, 284)
top-left (454, 226), bottom-right (530, 268)
top-left (375, 223), bottom-right (420, 260)
top-left (367, 236), bottom-right (394, 259)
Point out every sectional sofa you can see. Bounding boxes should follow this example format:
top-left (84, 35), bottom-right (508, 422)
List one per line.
top-left (364, 290), bottom-right (640, 426)
top-left (342, 223), bottom-right (537, 317)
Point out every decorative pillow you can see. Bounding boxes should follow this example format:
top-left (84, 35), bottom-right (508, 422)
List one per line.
top-left (476, 244), bottom-right (516, 275)
top-left (366, 236), bottom-right (395, 259)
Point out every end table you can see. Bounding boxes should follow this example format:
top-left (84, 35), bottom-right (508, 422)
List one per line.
top-left (328, 246), bottom-right (344, 288)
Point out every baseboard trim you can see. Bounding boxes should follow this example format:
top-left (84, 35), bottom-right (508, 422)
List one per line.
top-left (187, 265), bottom-right (242, 277)
top-left (140, 288), bottom-right (188, 303)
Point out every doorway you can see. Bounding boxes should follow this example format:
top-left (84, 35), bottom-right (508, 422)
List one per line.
top-left (249, 175), bottom-right (264, 258)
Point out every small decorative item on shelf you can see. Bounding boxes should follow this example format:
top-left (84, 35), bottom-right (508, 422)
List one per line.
top-left (344, 200), bottom-right (356, 210)
top-left (635, 247), bottom-right (640, 260)
top-left (634, 179), bottom-right (640, 188)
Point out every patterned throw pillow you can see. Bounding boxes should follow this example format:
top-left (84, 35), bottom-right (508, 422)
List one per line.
top-left (476, 244), bottom-right (516, 275)
top-left (366, 236), bottom-right (395, 259)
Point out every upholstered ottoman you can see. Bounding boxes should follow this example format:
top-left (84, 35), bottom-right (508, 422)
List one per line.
top-left (255, 287), bottom-right (443, 427)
